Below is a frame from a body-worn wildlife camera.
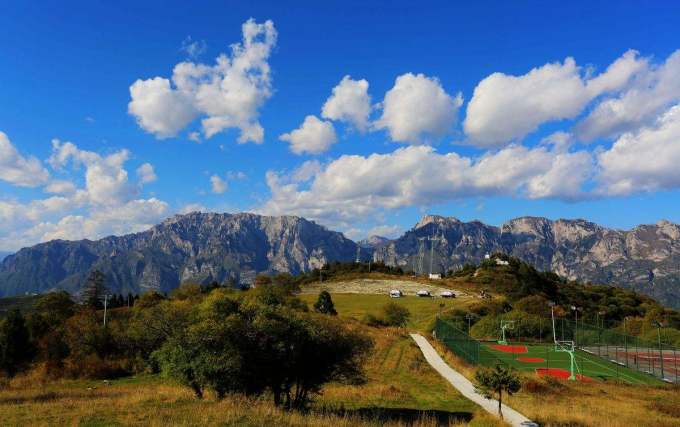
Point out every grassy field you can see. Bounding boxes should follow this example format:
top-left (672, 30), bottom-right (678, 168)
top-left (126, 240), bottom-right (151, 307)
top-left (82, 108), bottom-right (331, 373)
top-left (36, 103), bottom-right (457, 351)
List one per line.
top-left (299, 292), bottom-right (473, 331)
top-left (0, 323), bottom-right (502, 427)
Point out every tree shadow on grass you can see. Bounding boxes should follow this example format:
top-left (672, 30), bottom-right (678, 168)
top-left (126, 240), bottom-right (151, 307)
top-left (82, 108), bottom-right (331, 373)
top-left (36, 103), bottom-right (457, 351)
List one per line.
top-left (321, 407), bottom-right (474, 426)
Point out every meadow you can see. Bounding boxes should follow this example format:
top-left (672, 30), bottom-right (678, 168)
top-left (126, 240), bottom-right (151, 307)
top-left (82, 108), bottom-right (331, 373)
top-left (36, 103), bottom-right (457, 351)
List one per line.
top-left (0, 323), bottom-right (502, 427)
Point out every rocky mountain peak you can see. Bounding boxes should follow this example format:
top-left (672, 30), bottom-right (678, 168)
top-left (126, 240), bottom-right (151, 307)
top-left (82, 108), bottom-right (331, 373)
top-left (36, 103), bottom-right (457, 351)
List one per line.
top-left (415, 215), bottom-right (459, 229)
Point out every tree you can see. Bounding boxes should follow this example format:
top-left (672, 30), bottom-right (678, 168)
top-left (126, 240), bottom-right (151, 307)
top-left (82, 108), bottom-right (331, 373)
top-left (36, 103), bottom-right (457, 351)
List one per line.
top-left (82, 270), bottom-right (107, 309)
top-left (0, 310), bottom-right (34, 377)
top-left (313, 291), bottom-right (337, 315)
top-left (254, 274), bottom-right (272, 287)
top-left (154, 291), bottom-right (372, 409)
top-left (474, 364), bottom-right (521, 419)
top-left (381, 302), bottom-right (410, 327)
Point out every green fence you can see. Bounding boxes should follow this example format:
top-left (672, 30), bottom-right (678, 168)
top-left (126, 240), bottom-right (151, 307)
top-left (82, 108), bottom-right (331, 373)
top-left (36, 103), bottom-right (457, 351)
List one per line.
top-left (434, 317), bottom-right (480, 364)
top-left (555, 318), bottom-right (679, 383)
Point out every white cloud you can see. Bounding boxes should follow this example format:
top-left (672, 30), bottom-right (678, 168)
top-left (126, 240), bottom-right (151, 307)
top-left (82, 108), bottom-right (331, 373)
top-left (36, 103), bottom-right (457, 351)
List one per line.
top-left (128, 77), bottom-right (198, 138)
top-left (576, 50), bottom-right (680, 141)
top-left (280, 115), bottom-right (337, 155)
top-left (261, 144), bottom-right (590, 227)
top-left (367, 224), bottom-right (402, 238)
top-left (179, 203), bottom-right (208, 214)
top-left (49, 139), bottom-right (137, 206)
top-left (375, 73), bottom-right (462, 144)
top-left (44, 180), bottom-right (77, 195)
top-left (0, 140), bottom-right (170, 251)
top-left (210, 174), bottom-right (228, 194)
top-left (596, 104), bottom-right (680, 195)
top-left (129, 19), bottom-right (277, 143)
top-left (292, 160), bottom-right (322, 182)
top-left (464, 50), bottom-right (646, 147)
top-left (321, 76), bottom-right (372, 131)
top-left (180, 36), bottom-right (207, 59)
top-left (136, 163), bottom-right (157, 184)
top-left (0, 132), bottom-right (49, 187)
top-left (188, 131), bottom-right (202, 143)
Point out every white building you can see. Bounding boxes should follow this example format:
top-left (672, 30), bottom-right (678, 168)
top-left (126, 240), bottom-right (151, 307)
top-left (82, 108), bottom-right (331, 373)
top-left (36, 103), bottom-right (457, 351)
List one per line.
top-left (429, 273), bottom-right (442, 280)
top-left (495, 259), bottom-right (509, 266)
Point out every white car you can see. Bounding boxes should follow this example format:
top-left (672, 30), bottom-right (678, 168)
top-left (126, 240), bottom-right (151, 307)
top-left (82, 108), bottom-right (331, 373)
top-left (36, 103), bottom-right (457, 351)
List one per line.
top-left (416, 290), bottom-right (431, 297)
top-left (389, 289), bottom-right (402, 298)
top-left (440, 291), bottom-right (455, 298)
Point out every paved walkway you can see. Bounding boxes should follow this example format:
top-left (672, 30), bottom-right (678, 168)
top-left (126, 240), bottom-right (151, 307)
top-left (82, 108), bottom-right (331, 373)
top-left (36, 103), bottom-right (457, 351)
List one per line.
top-left (410, 333), bottom-right (537, 427)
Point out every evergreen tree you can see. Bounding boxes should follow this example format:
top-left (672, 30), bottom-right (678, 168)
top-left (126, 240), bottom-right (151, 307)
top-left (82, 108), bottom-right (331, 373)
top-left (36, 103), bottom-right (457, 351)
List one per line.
top-left (313, 291), bottom-right (337, 315)
top-left (82, 270), bottom-right (107, 309)
top-left (0, 309), bottom-right (34, 377)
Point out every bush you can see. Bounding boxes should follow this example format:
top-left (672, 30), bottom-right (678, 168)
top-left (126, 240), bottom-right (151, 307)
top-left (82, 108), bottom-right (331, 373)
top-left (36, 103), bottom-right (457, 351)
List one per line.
top-left (381, 303), bottom-right (410, 327)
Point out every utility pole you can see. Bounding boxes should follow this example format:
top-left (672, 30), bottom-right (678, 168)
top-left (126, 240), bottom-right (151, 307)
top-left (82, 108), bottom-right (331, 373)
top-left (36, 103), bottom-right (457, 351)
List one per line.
top-left (428, 234), bottom-right (442, 276)
top-left (103, 294), bottom-right (109, 327)
top-left (417, 237), bottom-right (427, 275)
top-left (355, 245), bottom-right (361, 263)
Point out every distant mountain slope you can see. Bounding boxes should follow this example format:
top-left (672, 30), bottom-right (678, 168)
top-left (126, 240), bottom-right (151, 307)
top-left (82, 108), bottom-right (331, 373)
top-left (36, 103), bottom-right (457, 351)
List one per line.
top-left (0, 252), bottom-right (11, 262)
top-left (373, 215), bottom-right (680, 308)
top-left (0, 212), bottom-right (357, 297)
top-left (2, 212), bottom-right (680, 308)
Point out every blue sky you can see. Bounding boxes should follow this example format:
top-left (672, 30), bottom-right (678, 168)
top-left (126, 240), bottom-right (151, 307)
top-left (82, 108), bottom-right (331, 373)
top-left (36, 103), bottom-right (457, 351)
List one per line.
top-left (2, 1), bottom-right (680, 251)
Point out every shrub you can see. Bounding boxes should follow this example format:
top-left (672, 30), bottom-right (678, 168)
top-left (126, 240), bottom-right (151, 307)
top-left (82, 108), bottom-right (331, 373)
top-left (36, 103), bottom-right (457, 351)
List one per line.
top-left (381, 302), bottom-right (410, 327)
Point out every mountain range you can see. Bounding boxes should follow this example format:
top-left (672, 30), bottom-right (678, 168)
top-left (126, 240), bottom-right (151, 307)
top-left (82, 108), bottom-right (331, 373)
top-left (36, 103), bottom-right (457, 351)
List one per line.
top-left (1, 212), bottom-right (679, 308)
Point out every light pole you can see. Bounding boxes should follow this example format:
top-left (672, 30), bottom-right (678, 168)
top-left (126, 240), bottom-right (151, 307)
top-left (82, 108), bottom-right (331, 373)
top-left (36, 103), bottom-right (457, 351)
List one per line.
top-left (465, 313), bottom-right (476, 335)
top-left (653, 321), bottom-right (665, 380)
top-left (570, 306), bottom-right (581, 346)
top-left (548, 301), bottom-right (556, 343)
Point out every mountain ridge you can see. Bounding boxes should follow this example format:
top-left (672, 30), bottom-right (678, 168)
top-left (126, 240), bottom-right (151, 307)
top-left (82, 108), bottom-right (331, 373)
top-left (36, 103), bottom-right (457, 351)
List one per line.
top-left (1, 212), bottom-right (680, 307)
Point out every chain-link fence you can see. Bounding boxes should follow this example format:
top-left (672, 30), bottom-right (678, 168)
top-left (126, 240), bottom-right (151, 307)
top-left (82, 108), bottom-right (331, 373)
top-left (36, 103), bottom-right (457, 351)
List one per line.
top-left (434, 317), bottom-right (480, 364)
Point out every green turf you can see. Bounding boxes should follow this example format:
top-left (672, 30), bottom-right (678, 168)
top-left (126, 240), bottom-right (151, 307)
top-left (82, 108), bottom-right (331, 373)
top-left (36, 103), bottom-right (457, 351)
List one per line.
top-left (479, 342), bottom-right (662, 385)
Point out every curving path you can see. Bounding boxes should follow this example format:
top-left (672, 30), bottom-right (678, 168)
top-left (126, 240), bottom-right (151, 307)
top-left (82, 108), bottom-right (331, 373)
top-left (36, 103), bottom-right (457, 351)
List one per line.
top-left (410, 333), bottom-right (538, 427)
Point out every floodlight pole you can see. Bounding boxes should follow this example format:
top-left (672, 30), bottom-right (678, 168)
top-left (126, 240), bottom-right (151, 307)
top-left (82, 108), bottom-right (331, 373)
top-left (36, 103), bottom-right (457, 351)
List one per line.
top-left (549, 301), bottom-right (556, 344)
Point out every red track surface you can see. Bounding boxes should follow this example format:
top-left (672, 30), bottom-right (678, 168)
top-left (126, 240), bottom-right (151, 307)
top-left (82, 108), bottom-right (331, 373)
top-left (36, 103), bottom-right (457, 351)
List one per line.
top-left (535, 368), bottom-right (593, 382)
top-left (490, 344), bottom-right (528, 354)
top-left (517, 357), bottom-right (545, 363)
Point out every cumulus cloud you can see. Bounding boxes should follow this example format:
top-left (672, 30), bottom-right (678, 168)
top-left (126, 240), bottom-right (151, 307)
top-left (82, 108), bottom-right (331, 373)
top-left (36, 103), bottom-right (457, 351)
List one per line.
top-left (321, 76), bottom-right (372, 131)
top-left (280, 115), bottom-right (337, 155)
top-left (576, 50), bottom-right (680, 141)
top-left (0, 139), bottom-right (170, 251)
top-left (136, 163), bottom-right (157, 184)
top-left (128, 18), bottom-right (277, 143)
top-left (210, 174), bottom-right (228, 194)
top-left (261, 144), bottom-right (590, 226)
top-left (44, 180), bottom-right (77, 195)
top-left (0, 132), bottom-right (49, 187)
top-left (375, 73), bottom-right (463, 144)
top-left (464, 50), bottom-right (646, 147)
top-left (596, 104), bottom-right (680, 195)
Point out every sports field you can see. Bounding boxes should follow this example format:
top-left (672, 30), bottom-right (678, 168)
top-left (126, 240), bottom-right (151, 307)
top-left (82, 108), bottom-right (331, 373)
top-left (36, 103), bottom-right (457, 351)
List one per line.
top-left (479, 341), bottom-right (662, 385)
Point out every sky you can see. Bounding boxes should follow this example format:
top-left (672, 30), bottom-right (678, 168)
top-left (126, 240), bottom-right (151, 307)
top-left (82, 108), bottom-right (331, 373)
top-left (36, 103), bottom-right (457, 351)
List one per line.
top-left (2, 1), bottom-right (680, 251)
